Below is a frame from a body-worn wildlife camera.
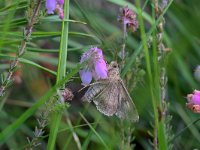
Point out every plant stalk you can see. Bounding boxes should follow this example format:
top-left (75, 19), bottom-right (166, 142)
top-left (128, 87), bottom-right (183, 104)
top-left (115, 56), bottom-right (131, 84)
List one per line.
top-left (135, 0), bottom-right (168, 149)
top-left (47, 0), bottom-right (70, 149)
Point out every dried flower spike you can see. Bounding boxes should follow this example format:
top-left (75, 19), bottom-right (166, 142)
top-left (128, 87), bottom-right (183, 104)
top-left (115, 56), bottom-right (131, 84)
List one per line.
top-left (186, 90), bottom-right (200, 113)
top-left (79, 47), bottom-right (108, 85)
top-left (118, 6), bottom-right (138, 32)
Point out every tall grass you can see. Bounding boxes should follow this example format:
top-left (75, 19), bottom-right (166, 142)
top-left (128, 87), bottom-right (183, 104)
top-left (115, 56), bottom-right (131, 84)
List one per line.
top-left (0, 0), bottom-right (200, 149)
top-left (47, 0), bottom-right (70, 149)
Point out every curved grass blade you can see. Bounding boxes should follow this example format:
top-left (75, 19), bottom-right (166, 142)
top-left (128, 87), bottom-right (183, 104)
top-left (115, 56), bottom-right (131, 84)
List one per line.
top-left (0, 54), bottom-right (57, 76)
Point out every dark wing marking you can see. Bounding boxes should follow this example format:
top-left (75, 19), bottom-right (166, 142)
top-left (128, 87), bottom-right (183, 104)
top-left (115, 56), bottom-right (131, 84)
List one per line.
top-left (81, 81), bottom-right (107, 102)
top-left (115, 80), bottom-right (139, 122)
top-left (92, 81), bottom-right (119, 116)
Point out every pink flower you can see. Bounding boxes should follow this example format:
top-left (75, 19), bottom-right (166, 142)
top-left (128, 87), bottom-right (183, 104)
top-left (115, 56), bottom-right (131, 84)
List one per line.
top-left (61, 88), bottom-right (74, 101)
top-left (56, 4), bottom-right (64, 19)
top-left (46, 0), bottom-right (64, 19)
top-left (94, 59), bottom-right (108, 80)
top-left (80, 47), bottom-right (103, 63)
top-left (79, 47), bottom-right (108, 85)
top-left (186, 90), bottom-right (200, 113)
top-left (79, 69), bottom-right (92, 85)
top-left (118, 6), bottom-right (138, 32)
top-left (46, 0), bottom-right (57, 14)
top-left (57, 0), bottom-right (64, 5)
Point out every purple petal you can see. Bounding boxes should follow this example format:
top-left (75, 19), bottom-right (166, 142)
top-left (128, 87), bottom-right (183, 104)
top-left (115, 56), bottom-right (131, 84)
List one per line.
top-left (191, 94), bottom-right (200, 105)
top-left (46, 0), bottom-right (57, 14)
top-left (194, 90), bottom-right (200, 96)
top-left (57, 0), bottom-right (64, 5)
top-left (79, 70), bottom-right (92, 85)
top-left (56, 4), bottom-right (64, 19)
top-left (94, 59), bottom-right (108, 80)
top-left (59, 11), bottom-right (64, 19)
top-left (80, 47), bottom-right (103, 63)
top-left (93, 47), bottom-right (103, 58)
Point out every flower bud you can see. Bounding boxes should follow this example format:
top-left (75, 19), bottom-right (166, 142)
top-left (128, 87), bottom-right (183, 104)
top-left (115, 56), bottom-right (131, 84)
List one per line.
top-left (186, 90), bottom-right (200, 113)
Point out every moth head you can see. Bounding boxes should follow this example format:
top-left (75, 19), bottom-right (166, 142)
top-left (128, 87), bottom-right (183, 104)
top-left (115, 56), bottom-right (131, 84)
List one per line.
top-left (108, 61), bottom-right (120, 77)
top-left (109, 61), bottom-right (119, 69)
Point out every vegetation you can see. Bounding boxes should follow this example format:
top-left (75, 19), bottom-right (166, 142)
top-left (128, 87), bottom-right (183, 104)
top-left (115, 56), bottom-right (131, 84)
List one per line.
top-left (0, 0), bottom-right (200, 149)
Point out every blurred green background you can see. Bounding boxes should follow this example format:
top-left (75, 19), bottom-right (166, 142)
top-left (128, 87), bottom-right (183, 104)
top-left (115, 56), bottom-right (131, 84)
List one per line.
top-left (0, 0), bottom-right (200, 149)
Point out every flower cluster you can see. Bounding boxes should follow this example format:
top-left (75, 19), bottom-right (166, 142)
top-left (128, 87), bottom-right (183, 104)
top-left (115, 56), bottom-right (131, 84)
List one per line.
top-left (186, 90), bottom-right (200, 113)
top-left (79, 47), bottom-right (108, 85)
top-left (118, 6), bottom-right (138, 32)
top-left (46, 0), bottom-right (64, 19)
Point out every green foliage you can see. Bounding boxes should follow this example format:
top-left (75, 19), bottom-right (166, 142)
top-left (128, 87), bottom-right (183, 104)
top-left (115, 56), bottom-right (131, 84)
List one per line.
top-left (0, 0), bottom-right (200, 150)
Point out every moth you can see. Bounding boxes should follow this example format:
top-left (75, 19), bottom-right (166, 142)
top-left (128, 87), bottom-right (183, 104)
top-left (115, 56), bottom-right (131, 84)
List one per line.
top-left (82, 61), bottom-right (139, 122)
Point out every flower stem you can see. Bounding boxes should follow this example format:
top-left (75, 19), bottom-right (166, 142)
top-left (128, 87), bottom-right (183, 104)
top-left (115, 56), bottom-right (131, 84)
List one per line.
top-left (47, 0), bottom-right (70, 149)
top-left (121, 22), bottom-right (127, 65)
top-left (135, 0), bottom-right (168, 149)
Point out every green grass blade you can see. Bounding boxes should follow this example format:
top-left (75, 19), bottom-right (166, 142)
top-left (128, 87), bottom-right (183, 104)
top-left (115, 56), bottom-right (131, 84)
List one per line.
top-left (0, 65), bottom-right (80, 144)
top-left (47, 0), bottom-right (70, 149)
top-left (0, 54), bottom-right (57, 76)
top-left (79, 113), bottom-right (110, 150)
top-left (135, 0), bottom-right (168, 149)
top-left (41, 16), bottom-right (86, 24)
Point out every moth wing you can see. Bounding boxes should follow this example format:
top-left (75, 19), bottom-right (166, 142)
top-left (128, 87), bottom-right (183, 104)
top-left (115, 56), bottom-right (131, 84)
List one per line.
top-left (115, 80), bottom-right (139, 122)
top-left (81, 81), bottom-right (107, 102)
top-left (92, 81), bottom-right (119, 116)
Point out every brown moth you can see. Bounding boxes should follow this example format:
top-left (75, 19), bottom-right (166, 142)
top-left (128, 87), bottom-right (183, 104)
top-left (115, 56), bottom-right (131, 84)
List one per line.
top-left (82, 61), bottom-right (139, 122)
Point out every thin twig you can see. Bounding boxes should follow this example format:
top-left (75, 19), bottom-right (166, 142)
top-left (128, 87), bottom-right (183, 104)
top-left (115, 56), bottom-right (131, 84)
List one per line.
top-left (0, 0), bottom-right (42, 97)
top-left (121, 22), bottom-right (127, 66)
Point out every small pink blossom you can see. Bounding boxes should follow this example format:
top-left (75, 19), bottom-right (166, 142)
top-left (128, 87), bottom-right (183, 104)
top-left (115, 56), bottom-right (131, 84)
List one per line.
top-left (79, 47), bottom-right (108, 85)
top-left (118, 6), bottom-right (138, 32)
top-left (46, 0), bottom-right (64, 19)
top-left (186, 90), bottom-right (200, 113)
top-left (57, 0), bottom-right (64, 5)
top-left (61, 88), bottom-right (74, 101)
top-left (79, 69), bottom-right (93, 86)
top-left (46, 0), bottom-right (57, 14)
top-left (56, 4), bottom-right (64, 19)
top-left (94, 59), bottom-right (108, 80)
top-left (80, 47), bottom-right (103, 63)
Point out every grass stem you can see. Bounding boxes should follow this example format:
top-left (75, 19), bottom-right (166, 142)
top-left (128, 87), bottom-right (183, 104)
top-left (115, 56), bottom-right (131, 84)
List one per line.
top-left (47, 0), bottom-right (70, 149)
